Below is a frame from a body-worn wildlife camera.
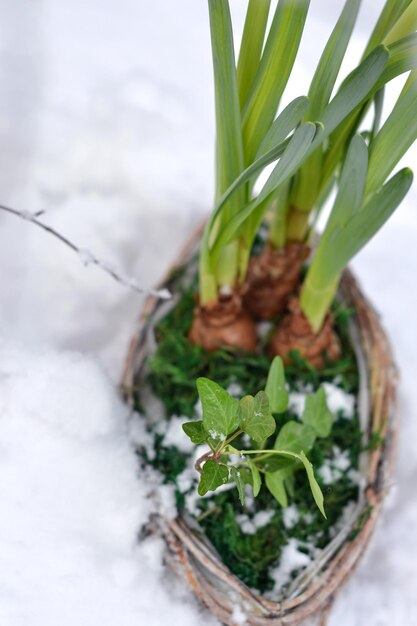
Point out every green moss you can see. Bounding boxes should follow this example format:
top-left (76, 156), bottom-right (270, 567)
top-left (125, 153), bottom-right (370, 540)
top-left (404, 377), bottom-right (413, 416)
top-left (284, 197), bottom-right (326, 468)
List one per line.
top-left (134, 267), bottom-right (362, 595)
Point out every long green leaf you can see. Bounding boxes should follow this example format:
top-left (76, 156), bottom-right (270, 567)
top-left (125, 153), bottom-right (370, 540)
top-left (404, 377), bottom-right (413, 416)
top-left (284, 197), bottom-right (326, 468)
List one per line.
top-left (212, 122), bottom-right (318, 252)
top-left (290, 0), bottom-right (360, 213)
top-left (242, 0), bottom-right (310, 162)
top-left (257, 96), bottom-right (311, 157)
top-left (317, 168), bottom-right (413, 286)
top-left (321, 35), bottom-right (417, 195)
top-left (307, 0), bottom-right (361, 120)
top-left (208, 0), bottom-right (245, 212)
top-left (200, 0), bottom-right (245, 301)
top-left (319, 45), bottom-right (389, 142)
top-left (237, 0), bottom-right (271, 110)
top-left (384, 0), bottom-right (417, 46)
top-left (366, 71), bottom-right (417, 197)
top-left (374, 33), bottom-right (417, 91)
top-left (363, 0), bottom-right (414, 57)
top-left (301, 167), bottom-right (413, 331)
top-left (207, 96), bottom-right (309, 232)
top-left (325, 134), bottom-right (368, 233)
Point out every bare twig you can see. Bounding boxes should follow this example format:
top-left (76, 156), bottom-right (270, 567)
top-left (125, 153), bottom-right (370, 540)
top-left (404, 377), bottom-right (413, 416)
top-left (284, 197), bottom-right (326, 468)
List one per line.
top-left (0, 203), bottom-right (172, 300)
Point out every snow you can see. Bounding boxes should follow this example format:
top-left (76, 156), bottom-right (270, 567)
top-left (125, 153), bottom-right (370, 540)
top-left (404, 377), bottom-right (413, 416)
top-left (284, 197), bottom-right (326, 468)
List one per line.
top-left (283, 505), bottom-right (301, 530)
top-left (268, 539), bottom-right (313, 597)
top-left (162, 416), bottom-right (195, 453)
top-left (236, 510), bottom-right (275, 535)
top-left (288, 381), bottom-right (355, 420)
top-left (231, 604), bottom-right (247, 626)
top-left (0, 0), bottom-right (416, 624)
top-left (322, 383), bottom-right (356, 419)
top-left (0, 342), bottom-right (215, 626)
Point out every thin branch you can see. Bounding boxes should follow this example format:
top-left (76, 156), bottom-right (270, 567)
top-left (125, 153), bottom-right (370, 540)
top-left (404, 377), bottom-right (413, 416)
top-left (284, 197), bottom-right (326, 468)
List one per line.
top-left (0, 203), bottom-right (172, 300)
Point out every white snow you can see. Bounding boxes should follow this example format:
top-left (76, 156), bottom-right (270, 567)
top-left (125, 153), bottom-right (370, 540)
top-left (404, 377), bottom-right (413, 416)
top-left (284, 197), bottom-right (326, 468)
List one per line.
top-left (268, 539), bottom-right (313, 596)
top-left (289, 381), bottom-right (355, 420)
top-left (283, 505), bottom-right (301, 529)
top-left (322, 383), bottom-right (356, 419)
top-left (236, 510), bottom-right (275, 535)
top-left (162, 416), bottom-right (195, 453)
top-left (0, 0), bottom-right (415, 624)
top-left (232, 604), bottom-right (247, 625)
top-left (0, 342), bottom-right (217, 626)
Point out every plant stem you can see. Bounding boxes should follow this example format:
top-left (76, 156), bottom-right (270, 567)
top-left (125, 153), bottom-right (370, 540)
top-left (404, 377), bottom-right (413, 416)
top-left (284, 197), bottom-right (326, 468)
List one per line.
top-left (299, 272), bottom-right (340, 333)
top-left (286, 207), bottom-right (310, 242)
top-left (268, 181), bottom-right (291, 248)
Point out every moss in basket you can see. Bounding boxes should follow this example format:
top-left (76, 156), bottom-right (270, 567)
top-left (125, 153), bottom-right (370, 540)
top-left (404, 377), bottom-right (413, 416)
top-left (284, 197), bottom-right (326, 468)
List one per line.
top-left (138, 350), bottom-right (361, 593)
top-left (189, 0), bottom-right (417, 345)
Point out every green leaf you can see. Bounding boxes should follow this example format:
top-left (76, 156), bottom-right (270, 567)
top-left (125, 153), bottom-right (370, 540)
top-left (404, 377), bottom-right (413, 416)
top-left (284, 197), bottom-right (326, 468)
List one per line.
top-left (301, 387), bottom-right (334, 438)
top-left (324, 134), bottom-right (369, 234)
top-left (208, 0), bottom-right (245, 215)
top-left (265, 356), bottom-right (289, 413)
top-left (265, 471), bottom-right (288, 508)
top-left (196, 377), bottom-right (239, 438)
top-left (375, 33), bottom-right (417, 93)
top-left (260, 449), bottom-right (325, 516)
top-left (231, 467), bottom-right (246, 506)
top-left (315, 168), bottom-right (413, 286)
top-left (237, 0), bottom-right (271, 110)
top-left (256, 96), bottom-right (311, 158)
top-left (239, 391), bottom-right (276, 442)
top-left (247, 459), bottom-right (262, 497)
top-left (366, 71), bottom-right (417, 197)
top-left (274, 421), bottom-right (316, 454)
top-left (213, 122), bottom-right (319, 252)
top-left (182, 421), bottom-right (207, 444)
top-left (371, 88), bottom-right (385, 140)
top-left (384, 0), bottom-right (417, 46)
top-left (364, 0), bottom-right (414, 57)
top-left (206, 96), bottom-right (310, 241)
top-left (198, 460), bottom-right (230, 496)
top-left (299, 452), bottom-right (326, 518)
top-left (307, 0), bottom-right (361, 120)
top-left (319, 45), bottom-right (389, 141)
top-left (242, 0), bottom-right (310, 162)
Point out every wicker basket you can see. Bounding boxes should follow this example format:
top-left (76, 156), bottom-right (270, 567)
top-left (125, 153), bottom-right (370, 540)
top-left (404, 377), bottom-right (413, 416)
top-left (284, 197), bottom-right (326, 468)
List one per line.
top-left (121, 225), bottom-right (398, 626)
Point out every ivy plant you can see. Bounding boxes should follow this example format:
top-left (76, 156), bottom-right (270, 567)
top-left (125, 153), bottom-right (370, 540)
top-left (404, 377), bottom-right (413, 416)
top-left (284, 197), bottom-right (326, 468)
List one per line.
top-left (183, 357), bottom-right (333, 517)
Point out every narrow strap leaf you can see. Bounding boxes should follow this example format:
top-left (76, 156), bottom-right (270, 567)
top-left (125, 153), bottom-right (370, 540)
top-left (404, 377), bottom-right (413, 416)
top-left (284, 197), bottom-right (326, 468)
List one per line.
top-left (242, 0), bottom-right (310, 162)
top-left (206, 96), bottom-right (310, 244)
top-left (208, 0), bottom-right (245, 214)
top-left (317, 168), bottom-right (413, 286)
top-left (211, 122), bottom-right (318, 252)
top-left (237, 0), bottom-right (271, 110)
top-left (366, 71), bottom-right (417, 197)
top-left (324, 134), bottom-right (368, 234)
top-left (319, 45), bottom-right (389, 142)
top-left (363, 0), bottom-right (414, 57)
top-left (307, 0), bottom-right (361, 120)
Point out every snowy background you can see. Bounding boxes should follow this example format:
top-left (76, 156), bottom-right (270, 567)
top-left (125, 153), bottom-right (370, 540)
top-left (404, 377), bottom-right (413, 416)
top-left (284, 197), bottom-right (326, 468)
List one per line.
top-left (0, 0), bottom-right (416, 624)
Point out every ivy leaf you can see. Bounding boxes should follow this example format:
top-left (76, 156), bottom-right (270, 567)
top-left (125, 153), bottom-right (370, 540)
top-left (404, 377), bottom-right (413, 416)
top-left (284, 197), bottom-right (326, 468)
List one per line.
top-left (299, 452), bottom-right (326, 518)
top-left (274, 420), bottom-right (316, 454)
top-left (265, 356), bottom-right (289, 413)
top-left (182, 421), bottom-right (207, 444)
top-left (197, 377), bottom-right (239, 438)
top-left (231, 467), bottom-right (246, 506)
top-left (265, 472), bottom-right (288, 508)
top-left (198, 460), bottom-right (230, 496)
top-left (239, 391), bottom-right (276, 442)
top-left (301, 386), bottom-right (333, 438)
top-left (247, 458), bottom-right (262, 497)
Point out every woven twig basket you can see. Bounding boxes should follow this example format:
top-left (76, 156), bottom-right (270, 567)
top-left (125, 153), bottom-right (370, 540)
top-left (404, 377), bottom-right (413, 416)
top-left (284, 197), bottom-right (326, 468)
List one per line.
top-left (122, 225), bottom-right (398, 626)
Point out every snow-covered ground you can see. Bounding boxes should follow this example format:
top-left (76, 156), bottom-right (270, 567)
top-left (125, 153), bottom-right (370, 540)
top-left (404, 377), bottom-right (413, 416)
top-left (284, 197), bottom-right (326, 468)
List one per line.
top-left (0, 1), bottom-right (416, 624)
